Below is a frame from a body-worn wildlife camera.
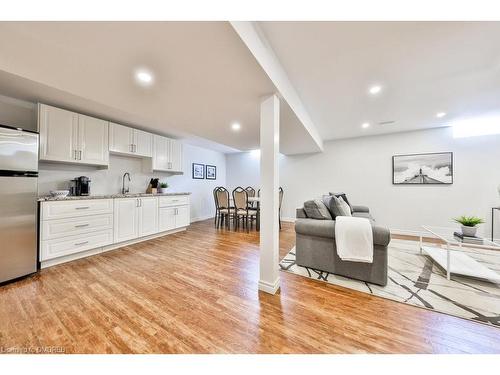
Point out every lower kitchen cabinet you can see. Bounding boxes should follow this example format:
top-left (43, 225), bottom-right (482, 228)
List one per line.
top-left (39, 194), bottom-right (190, 268)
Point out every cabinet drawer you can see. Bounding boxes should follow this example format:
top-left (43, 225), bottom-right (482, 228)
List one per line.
top-left (41, 213), bottom-right (113, 240)
top-left (40, 229), bottom-right (113, 261)
top-left (158, 195), bottom-right (189, 207)
top-left (42, 199), bottom-right (113, 220)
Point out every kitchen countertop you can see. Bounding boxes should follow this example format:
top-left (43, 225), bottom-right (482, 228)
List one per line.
top-left (38, 192), bottom-right (191, 202)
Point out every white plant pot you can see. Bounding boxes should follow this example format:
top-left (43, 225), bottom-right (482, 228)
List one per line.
top-left (461, 225), bottom-right (477, 237)
top-left (158, 187), bottom-right (167, 194)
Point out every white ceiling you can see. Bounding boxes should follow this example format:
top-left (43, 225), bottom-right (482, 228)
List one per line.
top-left (0, 21), bottom-right (319, 155)
top-left (259, 21), bottom-right (500, 140)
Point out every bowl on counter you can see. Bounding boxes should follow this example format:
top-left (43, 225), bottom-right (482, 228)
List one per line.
top-left (50, 190), bottom-right (70, 198)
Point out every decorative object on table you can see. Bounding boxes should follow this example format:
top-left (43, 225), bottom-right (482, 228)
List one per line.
top-left (392, 152), bottom-right (453, 184)
top-left (453, 231), bottom-right (484, 245)
top-left (146, 178), bottom-right (159, 194)
top-left (192, 163), bottom-right (205, 179)
top-left (158, 182), bottom-right (168, 194)
top-left (205, 164), bottom-right (216, 180)
top-left (453, 215), bottom-right (485, 237)
top-left (50, 190), bottom-right (70, 198)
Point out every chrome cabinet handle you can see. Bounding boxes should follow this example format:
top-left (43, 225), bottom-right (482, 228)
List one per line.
top-left (75, 206), bottom-right (90, 210)
top-left (74, 241), bottom-right (89, 246)
top-left (134, 144), bottom-right (137, 153)
top-left (130, 144), bottom-right (133, 152)
top-left (75, 224), bottom-right (90, 228)
top-left (74, 150), bottom-right (78, 160)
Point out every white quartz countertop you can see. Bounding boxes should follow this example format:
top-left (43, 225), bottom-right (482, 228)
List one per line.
top-left (38, 192), bottom-right (191, 202)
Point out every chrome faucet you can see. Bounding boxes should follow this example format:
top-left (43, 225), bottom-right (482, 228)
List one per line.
top-left (122, 172), bottom-right (131, 194)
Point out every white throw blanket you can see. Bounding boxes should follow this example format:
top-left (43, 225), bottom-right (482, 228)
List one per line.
top-left (335, 216), bottom-right (374, 263)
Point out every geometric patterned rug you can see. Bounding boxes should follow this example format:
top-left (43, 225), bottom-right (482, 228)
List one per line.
top-left (279, 239), bottom-right (500, 327)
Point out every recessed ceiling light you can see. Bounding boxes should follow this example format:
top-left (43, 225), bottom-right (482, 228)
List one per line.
top-left (436, 112), bottom-right (447, 118)
top-left (231, 122), bottom-right (241, 131)
top-left (134, 68), bottom-right (154, 86)
top-left (369, 85), bottom-right (382, 95)
top-left (362, 122), bottom-right (371, 129)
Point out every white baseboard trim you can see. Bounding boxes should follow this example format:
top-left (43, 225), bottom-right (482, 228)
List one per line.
top-left (390, 228), bottom-right (431, 238)
top-left (281, 217), bottom-right (296, 223)
top-left (258, 277), bottom-right (280, 294)
top-left (191, 214), bottom-right (213, 223)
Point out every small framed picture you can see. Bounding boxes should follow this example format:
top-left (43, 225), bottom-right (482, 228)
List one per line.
top-left (192, 163), bottom-right (205, 179)
top-left (206, 165), bottom-right (216, 180)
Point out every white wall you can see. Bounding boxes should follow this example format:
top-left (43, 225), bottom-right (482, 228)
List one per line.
top-left (226, 127), bottom-right (500, 238)
top-left (39, 143), bottom-right (225, 223)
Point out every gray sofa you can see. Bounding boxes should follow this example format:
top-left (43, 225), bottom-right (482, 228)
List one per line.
top-left (295, 204), bottom-right (390, 286)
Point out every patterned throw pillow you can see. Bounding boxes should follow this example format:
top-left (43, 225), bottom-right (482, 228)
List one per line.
top-left (303, 199), bottom-right (333, 220)
top-left (329, 192), bottom-right (353, 213)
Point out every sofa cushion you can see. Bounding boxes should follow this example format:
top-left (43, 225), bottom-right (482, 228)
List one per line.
top-left (323, 195), bottom-right (351, 219)
top-left (329, 192), bottom-right (353, 213)
top-left (333, 196), bottom-right (352, 217)
top-left (303, 199), bottom-right (332, 220)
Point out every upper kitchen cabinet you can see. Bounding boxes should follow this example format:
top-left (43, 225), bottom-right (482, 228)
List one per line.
top-left (109, 122), bottom-right (152, 158)
top-left (39, 104), bottom-right (79, 163)
top-left (152, 135), bottom-right (183, 173)
top-left (38, 104), bottom-right (109, 167)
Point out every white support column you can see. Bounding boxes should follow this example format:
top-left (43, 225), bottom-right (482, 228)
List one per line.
top-left (258, 94), bottom-right (280, 294)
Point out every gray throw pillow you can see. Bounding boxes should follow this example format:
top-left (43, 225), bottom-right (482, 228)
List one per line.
top-left (332, 195), bottom-right (352, 217)
top-left (303, 199), bottom-right (332, 220)
top-left (329, 192), bottom-right (353, 213)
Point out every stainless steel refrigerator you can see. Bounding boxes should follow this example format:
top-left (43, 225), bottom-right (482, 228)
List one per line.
top-left (0, 125), bottom-right (39, 284)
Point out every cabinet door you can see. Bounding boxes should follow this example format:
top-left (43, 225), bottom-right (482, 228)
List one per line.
top-left (153, 135), bottom-right (169, 171)
top-left (175, 205), bottom-right (190, 228)
top-left (113, 198), bottom-right (139, 243)
top-left (109, 122), bottom-right (133, 154)
top-left (159, 207), bottom-right (176, 232)
top-left (133, 129), bottom-right (153, 157)
top-left (138, 197), bottom-right (158, 237)
top-left (169, 139), bottom-right (183, 172)
top-left (38, 104), bottom-right (78, 162)
top-left (78, 115), bottom-right (109, 166)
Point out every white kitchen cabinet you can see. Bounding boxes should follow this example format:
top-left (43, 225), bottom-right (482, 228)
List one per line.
top-left (175, 205), bottom-right (190, 228)
top-left (39, 104), bottom-right (79, 163)
top-left (158, 207), bottom-right (176, 232)
top-left (38, 104), bottom-right (109, 166)
top-left (169, 139), bottom-right (183, 172)
top-left (113, 198), bottom-right (140, 243)
top-left (78, 114), bottom-right (109, 165)
top-left (109, 122), bottom-right (133, 154)
top-left (114, 197), bottom-right (158, 242)
top-left (109, 122), bottom-right (152, 157)
top-left (153, 135), bottom-right (183, 173)
top-left (138, 197), bottom-right (158, 237)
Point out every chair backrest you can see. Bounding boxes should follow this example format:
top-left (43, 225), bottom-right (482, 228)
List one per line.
top-left (232, 187), bottom-right (248, 211)
top-left (257, 189), bottom-right (260, 197)
top-left (216, 187), bottom-right (230, 209)
top-left (245, 186), bottom-right (256, 198)
top-left (279, 187), bottom-right (284, 209)
top-left (213, 186), bottom-right (221, 209)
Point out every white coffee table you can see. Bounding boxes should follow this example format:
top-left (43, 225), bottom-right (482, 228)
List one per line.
top-left (420, 226), bottom-right (500, 283)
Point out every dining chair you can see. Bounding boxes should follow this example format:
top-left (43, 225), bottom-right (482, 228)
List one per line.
top-left (215, 187), bottom-right (232, 229)
top-left (232, 187), bottom-right (257, 232)
top-left (213, 186), bottom-right (221, 227)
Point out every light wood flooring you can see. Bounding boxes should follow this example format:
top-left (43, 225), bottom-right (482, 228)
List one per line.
top-left (0, 220), bottom-right (499, 353)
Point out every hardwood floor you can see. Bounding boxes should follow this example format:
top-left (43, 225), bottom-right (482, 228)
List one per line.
top-left (1, 220), bottom-right (499, 354)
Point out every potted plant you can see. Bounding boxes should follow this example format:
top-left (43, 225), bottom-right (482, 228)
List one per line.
top-left (453, 216), bottom-right (485, 237)
top-left (158, 182), bottom-right (168, 194)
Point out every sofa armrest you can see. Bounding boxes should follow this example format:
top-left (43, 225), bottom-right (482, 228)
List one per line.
top-left (352, 205), bottom-right (370, 213)
top-left (295, 218), bottom-right (335, 239)
top-left (372, 225), bottom-right (391, 247)
top-left (296, 207), bottom-right (307, 219)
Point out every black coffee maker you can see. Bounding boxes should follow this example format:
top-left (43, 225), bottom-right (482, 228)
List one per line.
top-left (70, 176), bottom-right (91, 196)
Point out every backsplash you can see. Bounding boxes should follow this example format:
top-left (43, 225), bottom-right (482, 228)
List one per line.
top-left (38, 154), bottom-right (171, 196)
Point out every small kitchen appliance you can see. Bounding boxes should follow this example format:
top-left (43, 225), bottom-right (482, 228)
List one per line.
top-left (70, 176), bottom-right (91, 196)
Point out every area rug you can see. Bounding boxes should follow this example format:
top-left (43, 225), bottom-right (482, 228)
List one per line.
top-left (279, 239), bottom-right (500, 327)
